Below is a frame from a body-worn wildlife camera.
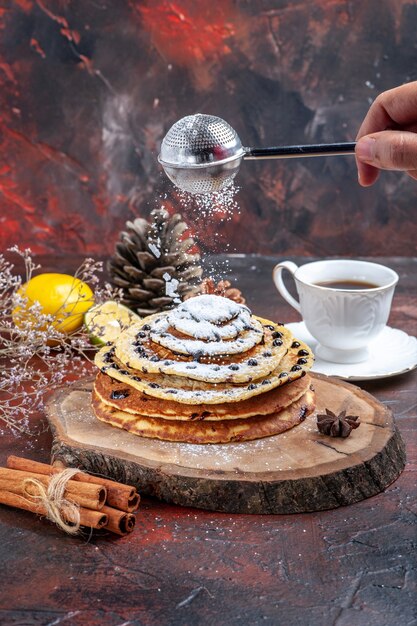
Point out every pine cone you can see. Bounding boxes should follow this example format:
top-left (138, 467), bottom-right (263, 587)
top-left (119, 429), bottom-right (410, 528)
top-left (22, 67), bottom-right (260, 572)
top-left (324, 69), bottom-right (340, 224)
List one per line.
top-left (108, 208), bottom-right (203, 316)
top-left (186, 278), bottom-right (246, 304)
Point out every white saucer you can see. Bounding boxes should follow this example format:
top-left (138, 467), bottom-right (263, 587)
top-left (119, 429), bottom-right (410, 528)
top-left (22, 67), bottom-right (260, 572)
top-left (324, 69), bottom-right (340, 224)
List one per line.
top-left (286, 322), bottom-right (417, 381)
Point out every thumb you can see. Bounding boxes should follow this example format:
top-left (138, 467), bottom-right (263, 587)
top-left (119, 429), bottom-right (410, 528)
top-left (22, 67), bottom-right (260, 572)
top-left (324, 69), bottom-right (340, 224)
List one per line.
top-left (355, 130), bottom-right (417, 171)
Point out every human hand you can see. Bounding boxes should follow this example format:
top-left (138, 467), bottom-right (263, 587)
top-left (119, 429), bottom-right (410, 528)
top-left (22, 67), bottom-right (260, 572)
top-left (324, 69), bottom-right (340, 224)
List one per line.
top-left (355, 81), bottom-right (417, 186)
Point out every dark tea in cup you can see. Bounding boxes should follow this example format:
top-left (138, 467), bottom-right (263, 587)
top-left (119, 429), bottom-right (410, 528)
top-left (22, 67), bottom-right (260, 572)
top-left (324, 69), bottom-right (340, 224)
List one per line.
top-left (315, 280), bottom-right (379, 290)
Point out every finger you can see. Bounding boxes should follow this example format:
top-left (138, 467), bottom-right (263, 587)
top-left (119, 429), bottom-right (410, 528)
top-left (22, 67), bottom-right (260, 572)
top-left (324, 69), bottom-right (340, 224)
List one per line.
top-left (355, 130), bottom-right (417, 171)
top-left (356, 159), bottom-right (380, 187)
top-left (356, 96), bottom-right (392, 140)
top-left (356, 121), bottom-right (417, 185)
top-left (356, 81), bottom-right (417, 139)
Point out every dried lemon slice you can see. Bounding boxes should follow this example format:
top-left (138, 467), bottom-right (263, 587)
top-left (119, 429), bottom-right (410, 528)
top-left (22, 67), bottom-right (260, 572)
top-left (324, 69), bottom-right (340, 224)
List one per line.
top-left (85, 301), bottom-right (140, 346)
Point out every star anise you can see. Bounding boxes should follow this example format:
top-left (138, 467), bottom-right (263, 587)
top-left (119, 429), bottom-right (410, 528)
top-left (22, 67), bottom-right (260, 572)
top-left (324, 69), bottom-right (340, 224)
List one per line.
top-left (317, 409), bottom-right (360, 438)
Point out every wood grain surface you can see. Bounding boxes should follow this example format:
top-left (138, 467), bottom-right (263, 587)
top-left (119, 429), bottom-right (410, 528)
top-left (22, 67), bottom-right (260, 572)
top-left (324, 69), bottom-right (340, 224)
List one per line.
top-left (0, 255), bottom-right (416, 626)
top-left (46, 375), bottom-right (405, 515)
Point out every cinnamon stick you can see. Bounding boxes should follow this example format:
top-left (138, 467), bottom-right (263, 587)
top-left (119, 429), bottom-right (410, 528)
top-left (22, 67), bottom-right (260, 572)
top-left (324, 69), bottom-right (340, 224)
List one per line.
top-left (101, 505), bottom-right (136, 536)
top-left (0, 490), bottom-right (108, 529)
top-left (7, 456), bottom-right (140, 512)
top-left (0, 468), bottom-right (106, 511)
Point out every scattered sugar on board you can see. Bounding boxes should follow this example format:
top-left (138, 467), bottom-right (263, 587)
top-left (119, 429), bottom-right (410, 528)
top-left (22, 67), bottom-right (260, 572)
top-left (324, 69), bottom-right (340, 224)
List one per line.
top-left (168, 432), bottom-right (304, 471)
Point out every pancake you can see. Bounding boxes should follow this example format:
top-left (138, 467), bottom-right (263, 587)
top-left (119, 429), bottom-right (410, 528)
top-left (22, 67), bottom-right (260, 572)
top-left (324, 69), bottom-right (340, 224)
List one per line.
top-left (150, 314), bottom-right (264, 354)
top-left (114, 317), bottom-right (290, 384)
top-left (94, 371), bottom-right (313, 421)
top-left (170, 296), bottom-right (252, 339)
top-left (113, 307), bottom-right (292, 384)
top-left (92, 388), bottom-right (316, 444)
top-left (95, 337), bottom-right (314, 404)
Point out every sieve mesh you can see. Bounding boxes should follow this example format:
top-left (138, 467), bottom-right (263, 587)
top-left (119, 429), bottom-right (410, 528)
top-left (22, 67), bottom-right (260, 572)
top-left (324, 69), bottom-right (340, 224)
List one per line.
top-left (158, 113), bottom-right (244, 193)
top-left (161, 114), bottom-right (239, 159)
top-left (162, 162), bottom-right (240, 195)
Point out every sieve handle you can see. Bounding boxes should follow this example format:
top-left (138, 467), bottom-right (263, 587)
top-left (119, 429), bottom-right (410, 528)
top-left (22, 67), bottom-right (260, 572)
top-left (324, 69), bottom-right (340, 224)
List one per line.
top-left (245, 142), bottom-right (356, 159)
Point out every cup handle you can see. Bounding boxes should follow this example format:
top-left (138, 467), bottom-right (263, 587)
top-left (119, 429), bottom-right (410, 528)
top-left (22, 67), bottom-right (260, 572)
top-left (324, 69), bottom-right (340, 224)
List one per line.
top-left (272, 261), bottom-right (301, 313)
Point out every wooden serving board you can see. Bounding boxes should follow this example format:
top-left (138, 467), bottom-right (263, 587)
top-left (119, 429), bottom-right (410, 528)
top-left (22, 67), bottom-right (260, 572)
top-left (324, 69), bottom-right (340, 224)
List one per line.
top-left (45, 374), bottom-right (405, 514)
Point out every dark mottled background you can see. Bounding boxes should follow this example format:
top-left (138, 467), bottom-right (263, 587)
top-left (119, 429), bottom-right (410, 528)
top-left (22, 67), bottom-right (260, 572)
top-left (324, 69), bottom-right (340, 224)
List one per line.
top-left (1, 0), bottom-right (417, 258)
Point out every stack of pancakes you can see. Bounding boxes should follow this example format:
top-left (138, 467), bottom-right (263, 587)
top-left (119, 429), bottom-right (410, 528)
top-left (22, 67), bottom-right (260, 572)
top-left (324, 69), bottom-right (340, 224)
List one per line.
top-left (92, 295), bottom-right (315, 444)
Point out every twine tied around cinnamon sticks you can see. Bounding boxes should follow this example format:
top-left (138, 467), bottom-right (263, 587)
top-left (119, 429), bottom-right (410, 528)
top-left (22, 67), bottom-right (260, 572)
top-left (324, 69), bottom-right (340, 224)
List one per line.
top-left (0, 456), bottom-right (140, 536)
top-left (23, 468), bottom-right (82, 535)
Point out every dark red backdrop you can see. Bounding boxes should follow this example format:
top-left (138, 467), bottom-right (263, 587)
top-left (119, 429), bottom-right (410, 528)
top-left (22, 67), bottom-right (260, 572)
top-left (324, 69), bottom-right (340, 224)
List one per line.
top-left (1, 0), bottom-right (417, 258)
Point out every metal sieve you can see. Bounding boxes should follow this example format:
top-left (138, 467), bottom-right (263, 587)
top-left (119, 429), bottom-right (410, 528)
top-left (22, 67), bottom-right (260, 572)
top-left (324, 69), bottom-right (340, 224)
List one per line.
top-left (158, 113), bottom-right (356, 194)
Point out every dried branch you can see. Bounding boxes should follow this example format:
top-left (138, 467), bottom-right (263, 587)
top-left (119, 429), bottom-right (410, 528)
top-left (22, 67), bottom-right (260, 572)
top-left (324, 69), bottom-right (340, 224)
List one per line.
top-left (0, 248), bottom-right (119, 435)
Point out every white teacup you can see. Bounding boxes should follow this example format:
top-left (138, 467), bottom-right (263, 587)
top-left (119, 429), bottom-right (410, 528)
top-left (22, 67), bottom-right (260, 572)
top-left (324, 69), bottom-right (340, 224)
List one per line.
top-left (273, 259), bottom-right (398, 364)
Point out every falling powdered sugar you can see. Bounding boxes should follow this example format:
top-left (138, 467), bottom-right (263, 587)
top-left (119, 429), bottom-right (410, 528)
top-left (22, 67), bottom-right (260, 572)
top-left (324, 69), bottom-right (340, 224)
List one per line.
top-left (163, 272), bottom-right (181, 304)
top-left (153, 183), bottom-right (239, 286)
top-left (178, 181), bottom-right (241, 222)
top-left (148, 242), bottom-right (161, 258)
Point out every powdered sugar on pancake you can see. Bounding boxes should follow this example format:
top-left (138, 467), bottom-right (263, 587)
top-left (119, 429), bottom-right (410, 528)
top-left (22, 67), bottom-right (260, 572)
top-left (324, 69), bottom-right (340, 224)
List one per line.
top-left (170, 308), bottom-right (252, 340)
top-left (149, 315), bottom-right (263, 356)
top-left (175, 294), bottom-right (248, 324)
top-left (149, 295), bottom-right (261, 356)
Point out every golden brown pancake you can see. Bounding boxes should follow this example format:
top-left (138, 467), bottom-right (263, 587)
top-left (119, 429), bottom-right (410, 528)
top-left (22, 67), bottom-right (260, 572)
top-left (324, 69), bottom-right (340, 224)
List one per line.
top-left (94, 371), bottom-right (312, 421)
top-left (113, 315), bottom-right (292, 384)
top-left (95, 338), bottom-right (314, 405)
top-left (92, 388), bottom-right (315, 444)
